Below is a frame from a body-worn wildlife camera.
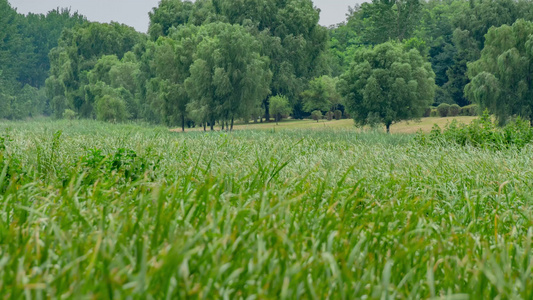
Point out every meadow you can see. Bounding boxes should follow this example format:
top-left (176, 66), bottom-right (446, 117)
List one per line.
top-left (0, 119), bottom-right (532, 299)
top-left (172, 116), bottom-right (478, 134)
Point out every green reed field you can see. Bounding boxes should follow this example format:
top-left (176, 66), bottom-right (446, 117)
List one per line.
top-left (0, 119), bottom-right (532, 299)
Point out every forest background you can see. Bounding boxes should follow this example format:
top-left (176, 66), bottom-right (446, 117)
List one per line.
top-left (1, 0), bottom-right (533, 131)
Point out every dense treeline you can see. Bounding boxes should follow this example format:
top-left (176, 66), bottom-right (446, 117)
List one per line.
top-left (0, 0), bottom-right (86, 119)
top-left (2, 0), bottom-right (533, 130)
top-left (330, 0), bottom-right (533, 107)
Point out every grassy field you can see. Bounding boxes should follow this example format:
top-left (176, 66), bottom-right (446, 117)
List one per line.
top-left (1, 119), bottom-right (532, 299)
top-left (172, 116), bottom-right (478, 134)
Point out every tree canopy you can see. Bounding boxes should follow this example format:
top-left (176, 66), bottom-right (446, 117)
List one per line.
top-left (184, 22), bottom-right (272, 130)
top-left (465, 19), bottom-right (533, 125)
top-left (0, 0), bottom-right (85, 120)
top-left (339, 42), bottom-right (436, 132)
top-left (2, 0), bottom-right (533, 129)
top-left (46, 22), bottom-right (144, 118)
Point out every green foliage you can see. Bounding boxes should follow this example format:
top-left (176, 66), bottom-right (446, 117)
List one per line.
top-left (149, 0), bottom-right (329, 122)
top-left (185, 22), bottom-right (272, 130)
top-left (46, 22), bottom-right (144, 119)
top-left (334, 109), bottom-right (343, 120)
top-left (95, 95), bottom-right (129, 123)
top-left (0, 1), bottom-right (84, 120)
top-left (423, 107), bottom-right (432, 118)
top-left (460, 104), bottom-right (479, 116)
top-left (339, 42), bottom-right (436, 132)
top-left (1, 119), bottom-right (533, 298)
top-left (449, 104), bottom-right (460, 116)
top-left (62, 109), bottom-right (77, 120)
top-left (417, 110), bottom-right (533, 149)
top-left (465, 20), bottom-right (533, 125)
top-left (148, 0), bottom-right (199, 39)
top-left (269, 95), bottom-right (292, 124)
top-left (311, 110), bottom-right (322, 122)
top-left (301, 75), bottom-right (339, 113)
top-left (348, 0), bottom-right (423, 44)
top-left (331, 0), bottom-right (533, 107)
top-left (437, 103), bottom-right (451, 117)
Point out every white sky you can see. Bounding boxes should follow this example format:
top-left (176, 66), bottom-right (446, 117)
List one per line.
top-left (8, 0), bottom-right (361, 32)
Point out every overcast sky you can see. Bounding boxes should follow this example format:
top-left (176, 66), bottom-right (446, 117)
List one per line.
top-left (8, 0), bottom-right (359, 32)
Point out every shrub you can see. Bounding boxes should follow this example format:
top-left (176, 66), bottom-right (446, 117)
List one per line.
top-left (334, 110), bottom-right (342, 120)
top-left (449, 104), bottom-right (460, 117)
top-left (423, 107), bottom-right (432, 118)
top-left (311, 110), bottom-right (322, 122)
top-left (430, 108), bottom-right (438, 117)
top-left (63, 109), bottom-right (77, 120)
top-left (416, 110), bottom-right (533, 150)
top-left (343, 111), bottom-right (351, 119)
top-left (437, 103), bottom-right (450, 117)
top-left (96, 95), bottom-right (129, 123)
top-left (326, 111), bottom-right (334, 121)
top-left (460, 104), bottom-right (479, 116)
top-left (269, 95), bottom-right (292, 124)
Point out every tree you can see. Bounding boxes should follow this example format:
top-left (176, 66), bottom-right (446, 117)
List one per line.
top-left (301, 76), bottom-right (340, 114)
top-left (465, 20), bottom-right (533, 125)
top-left (311, 110), bottom-right (322, 122)
top-left (444, 0), bottom-right (532, 106)
top-left (148, 0), bottom-right (197, 39)
top-left (149, 0), bottom-right (329, 122)
top-left (21, 8), bottom-right (86, 87)
top-left (347, 0), bottom-right (423, 45)
top-left (339, 42), bottom-right (436, 133)
top-left (95, 95), bottom-right (129, 122)
top-left (46, 22), bottom-right (144, 118)
top-left (269, 95), bottom-right (292, 124)
top-left (83, 52), bottom-right (142, 122)
top-left (185, 23), bottom-right (271, 131)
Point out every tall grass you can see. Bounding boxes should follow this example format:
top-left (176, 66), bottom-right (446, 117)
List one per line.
top-left (0, 119), bottom-right (532, 299)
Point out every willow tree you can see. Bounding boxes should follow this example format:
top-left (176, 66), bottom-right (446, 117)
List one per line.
top-left (149, 0), bottom-right (328, 121)
top-left (339, 42), bottom-right (436, 133)
top-left (465, 20), bottom-right (533, 125)
top-left (185, 22), bottom-right (272, 131)
top-left (46, 22), bottom-right (143, 118)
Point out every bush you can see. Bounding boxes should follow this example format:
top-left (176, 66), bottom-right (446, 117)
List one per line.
top-left (326, 111), bottom-right (334, 121)
top-left (423, 107), bottom-right (432, 118)
top-left (416, 110), bottom-right (533, 150)
top-left (449, 104), bottom-right (460, 117)
top-left (63, 109), bottom-right (77, 120)
top-left (311, 110), bottom-right (322, 122)
top-left (334, 110), bottom-right (342, 120)
top-left (269, 95), bottom-right (292, 124)
top-left (430, 108), bottom-right (438, 117)
top-left (343, 111), bottom-right (351, 119)
top-left (437, 103), bottom-right (450, 117)
top-left (95, 95), bottom-right (129, 123)
top-left (460, 104), bottom-right (479, 116)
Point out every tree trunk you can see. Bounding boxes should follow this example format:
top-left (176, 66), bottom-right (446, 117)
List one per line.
top-left (230, 117), bottom-right (234, 131)
top-left (182, 115), bottom-right (185, 132)
top-left (222, 121), bottom-right (225, 130)
top-left (210, 121), bottom-right (214, 131)
top-left (264, 99), bottom-right (270, 122)
top-left (386, 124), bottom-right (391, 134)
top-left (203, 122), bottom-right (206, 131)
